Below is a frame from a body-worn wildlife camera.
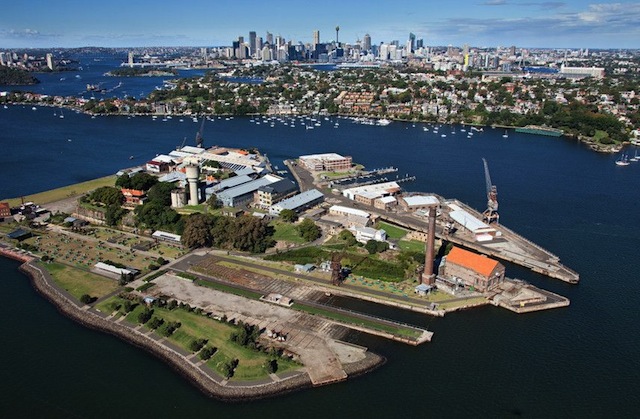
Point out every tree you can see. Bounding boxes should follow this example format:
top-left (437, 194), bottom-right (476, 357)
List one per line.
top-left (88, 186), bottom-right (124, 207)
top-left (147, 182), bottom-right (176, 206)
top-left (129, 172), bottom-right (158, 191)
top-left (279, 209), bottom-right (298, 223)
top-left (135, 201), bottom-right (181, 231)
top-left (181, 213), bottom-right (214, 248)
top-left (264, 359), bottom-right (278, 374)
top-left (80, 294), bottom-right (92, 304)
top-left (137, 308), bottom-right (153, 324)
top-left (338, 230), bottom-right (358, 246)
top-left (365, 239), bottom-right (389, 255)
top-left (207, 193), bottom-right (221, 210)
top-left (199, 346), bottom-right (217, 360)
top-left (147, 316), bottom-right (163, 329)
top-left (232, 216), bottom-right (275, 253)
top-left (115, 173), bottom-right (132, 189)
top-left (297, 218), bottom-right (321, 242)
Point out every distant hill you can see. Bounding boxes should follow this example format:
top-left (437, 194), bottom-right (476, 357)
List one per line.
top-left (0, 66), bottom-right (40, 85)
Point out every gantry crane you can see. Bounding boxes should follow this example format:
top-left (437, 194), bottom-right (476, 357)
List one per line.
top-left (195, 118), bottom-right (205, 148)
top-left (482, 158), bottom-right (499, 224)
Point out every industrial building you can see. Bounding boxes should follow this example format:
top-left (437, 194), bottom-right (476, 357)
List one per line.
top-left (400, 195), bottom-right (440, 211)
top-left (439, 246), bottom-right (505, 292)
top-left (254, 178), bottom-right (297, 209)
top-left (342, 181), bottom-right (401, 206)
top-left (216, 174), bottom-right (282, 208)
top-left (269, 189), bottom-right (325, 216)
top-left (325, 205), bottom-right (372, 228)
top-left (447, 202), bottom-right (498, 242)
top-left (298, 153), bottom-right (352, 172)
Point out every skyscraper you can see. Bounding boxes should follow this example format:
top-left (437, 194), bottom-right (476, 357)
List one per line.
top-left (363, 34), bottom-right (371, 52)
top-left (408, 32), bottom-right (416, 52)
top-left (313, 30), bottom-right (320, 49)
top-left (45, 53), bottom-right (54, 70)
top-left (266, 32), bottom-right (273, 45)
top-left (249, 31), bottom-right (257, 56)
top-left (127, 51), bottom-right (134, 67)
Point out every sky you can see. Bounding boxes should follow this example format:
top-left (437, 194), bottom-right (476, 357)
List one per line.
top-left (1, 0), bottom-right (639, 49)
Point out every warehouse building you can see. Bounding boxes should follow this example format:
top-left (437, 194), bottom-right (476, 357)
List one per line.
top-left (269, 189), bottom-right (325, 216)
top-left (298, 153), bottom-right (352, 172)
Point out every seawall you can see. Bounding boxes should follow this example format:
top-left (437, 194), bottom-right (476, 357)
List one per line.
top-left (15, 259), bottom-right (385, 401)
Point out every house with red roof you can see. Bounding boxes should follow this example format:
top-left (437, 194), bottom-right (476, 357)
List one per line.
top-left (440, 246), bottom-right (505, 292)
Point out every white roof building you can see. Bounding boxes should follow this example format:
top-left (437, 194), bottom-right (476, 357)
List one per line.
top-left (329, 205), bottom-right (371, 218)
top-left (342, 181), bottom-right (401, 200)
top-left (402, 195), bottom-right (440, 207)
top-left (447, 204), bottom-right (497, 242)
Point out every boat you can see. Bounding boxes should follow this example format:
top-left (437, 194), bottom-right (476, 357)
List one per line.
top-left (377, 118), bottom-right (391, 126)
top-left (59, 109), bottom-right (64, 119)
top-left (32, 107), bottom-right (37, 111)
top-left (515, 125), bottom-right (563, 137)
top-left (615, 154), bottom-right (630, 166)
top-left (629, 150), bottom-right (639, 162)
top-left (502, 130), bottom-right (509, 138)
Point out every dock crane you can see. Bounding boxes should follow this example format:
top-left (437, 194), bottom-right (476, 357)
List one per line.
top-left (482, 158), bottom-right (499, 224)
top-left (195, 118), bottom-right (205, 148)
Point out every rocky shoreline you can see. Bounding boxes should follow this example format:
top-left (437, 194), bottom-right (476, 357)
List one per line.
top-left (17, 260), bottom-right (386, 401)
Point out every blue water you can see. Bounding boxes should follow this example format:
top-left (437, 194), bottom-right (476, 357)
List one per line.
top-left (0, 52), bottom-right (206, 100)
top-left (1, 105), bottom-right (640, 417)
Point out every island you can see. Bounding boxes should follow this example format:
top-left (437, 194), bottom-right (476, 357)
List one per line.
top-left (0, 141), bottom-right (575, 400)
top-left (106, 67), bottom-right (178, 77)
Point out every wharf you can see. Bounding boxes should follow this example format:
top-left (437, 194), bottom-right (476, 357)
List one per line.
top-left (488, 279), bottom-right (570, 313)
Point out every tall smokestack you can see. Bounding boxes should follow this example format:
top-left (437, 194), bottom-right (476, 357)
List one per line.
top-left (422, 206), bottom-right (437, 285)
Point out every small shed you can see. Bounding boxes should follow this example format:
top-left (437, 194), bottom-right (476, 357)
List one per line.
top-left (294, 263), bottom-right (316, 273)
top-left (414, 283), bottom-right (434, 296)
top-left (6, 228), bottom-right (32, 241)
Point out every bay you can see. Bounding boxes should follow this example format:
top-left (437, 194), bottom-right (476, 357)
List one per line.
top-left (1, 105), bottom-right (639, 417)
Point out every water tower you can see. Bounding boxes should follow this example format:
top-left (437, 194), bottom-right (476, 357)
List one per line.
top-left (186, 165), bottom-right (200, 206)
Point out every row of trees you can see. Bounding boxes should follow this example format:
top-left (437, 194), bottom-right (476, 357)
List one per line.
top-left (181, 213), bottom-right (275, 253)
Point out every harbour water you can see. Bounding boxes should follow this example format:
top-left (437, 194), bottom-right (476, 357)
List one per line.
top-left (1, 104), bottom-right (640, 417)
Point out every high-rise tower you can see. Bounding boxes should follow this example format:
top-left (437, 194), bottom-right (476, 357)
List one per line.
top-left (335, 25), bottom-right (340, 45)
top-left (363, 34), bottom-right (371, 52)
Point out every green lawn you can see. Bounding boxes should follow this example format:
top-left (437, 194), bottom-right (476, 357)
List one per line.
top-left (2, 175), bottom-right (116, 206)
top-left (271, 221), bottom-right (306, 244)
top-left (43, 262), bottom-right (119, 300)
top-left (398, 240), bottom-right (426, 253)
top-left (377, 221), bottom-right (408, 240)
top-left (118, 300), bottom-right (299, 380)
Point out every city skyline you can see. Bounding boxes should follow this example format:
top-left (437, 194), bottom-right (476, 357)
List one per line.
top-left (1, 0), bottom-right (639, 49)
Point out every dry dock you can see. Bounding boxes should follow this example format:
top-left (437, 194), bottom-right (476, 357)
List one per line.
top-left (488, 279), bottom-right (570, 313)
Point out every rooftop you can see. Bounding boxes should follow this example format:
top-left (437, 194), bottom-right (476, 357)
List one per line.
top-left (446, 246), bottom-right (501, 277)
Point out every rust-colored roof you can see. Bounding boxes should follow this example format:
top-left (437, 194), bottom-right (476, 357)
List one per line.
top-left (121, 188), bottom-right (145, 197)
top-left (446, 246), bottom-right (500, 277)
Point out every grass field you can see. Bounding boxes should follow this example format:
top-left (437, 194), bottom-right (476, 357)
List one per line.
top-left (377, 221), bottom-right (408, 240)
top-left (43, 262), bottom-right (119, 300)
top-left (115, 300), bottom-right (299, 380)
top-left (2, 175), bottom-right (116, 207)
top-left (271, 221), bottom-right (306, 244)
top-left (397, 240), bottom-right (426, 253)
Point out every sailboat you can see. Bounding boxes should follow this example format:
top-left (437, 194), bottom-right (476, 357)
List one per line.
top-left (502, 130), bottom-right (509, 138)
top-left (629, 149), bottom-right (639, 162)
top-left (615, 154), bottom-right (630, 166)
top-left (59, 109), bottom-right (64, 119)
